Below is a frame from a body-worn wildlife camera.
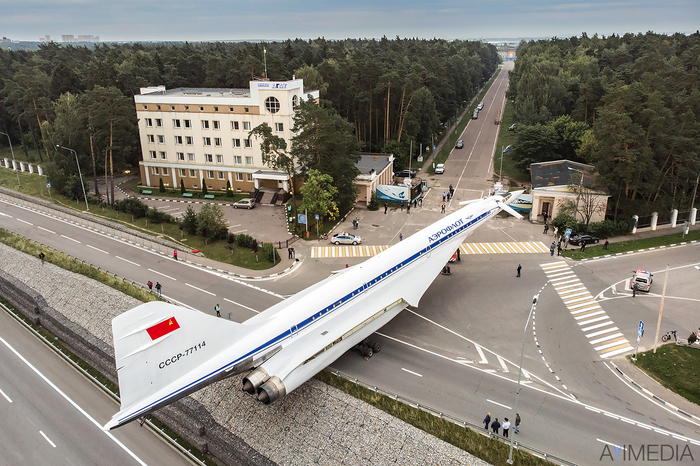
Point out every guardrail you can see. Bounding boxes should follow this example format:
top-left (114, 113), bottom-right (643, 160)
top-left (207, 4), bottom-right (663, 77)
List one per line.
top-left (326, 368), bottom-right (577, 466)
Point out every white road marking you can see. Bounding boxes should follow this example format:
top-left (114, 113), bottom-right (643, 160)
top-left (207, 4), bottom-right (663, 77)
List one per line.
top-left (147, 268), bottom-right (176, 281)
top-left (596, 438), bottom-right (625, 450)
top-left (115, 256), bottom-right (140, 266)
top-left (185, 283), bottom-right (215, 296)
top-left (38, 226), bottom-right (55, 234)
top-left (86, 244), bottom-right (109, 255)
top-left (581, 321), bottom-right (613, 332)
top-left (39, 430), bottom-right (56, 448)
top-left (0, 211), bottom-right (11, 217)
top-left (60, 234), bottom-right (81, 243)
top-left (401, 368), bottom-right (423, 377)
top-left (223, 298), bottom-right (260, 314)
top-left (497, 356), bottom-right (509, 372)
top-left (487, 399), bottom-right (511, 410)
top-left (0, 337), bottom-right (147, 465)
top-left (475, 344), bottom-right (489, 364)
top-left (0, 388), bottom-right (12, 402)
top-left (17, 218), bottom-right (33, 225)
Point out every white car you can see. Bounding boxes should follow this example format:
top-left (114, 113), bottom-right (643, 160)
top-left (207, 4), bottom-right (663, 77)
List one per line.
top-left (477, 102), bottom-right (484, 110)
top-left (330, 232), bottom-right (361, 245)
top-left (233, 198), bottom-right (255, 209)
top-left (435, 164), bottom-right (445, 174)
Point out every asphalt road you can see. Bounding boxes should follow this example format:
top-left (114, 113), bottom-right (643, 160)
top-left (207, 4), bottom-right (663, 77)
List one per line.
top-left (0, 308), bottom-right (193, 466)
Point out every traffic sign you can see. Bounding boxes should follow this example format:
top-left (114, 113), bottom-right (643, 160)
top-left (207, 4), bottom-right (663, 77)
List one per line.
top-left (315, 214), bottom-right (319, 220)
top-left (565, 228), bottom-right (572, 240)
top-left (637, 320), bottom-right (644, 345)
top-left (298, 214), bottom-right (307, 225)
top-left (46, 183), bottom-right (51, 188)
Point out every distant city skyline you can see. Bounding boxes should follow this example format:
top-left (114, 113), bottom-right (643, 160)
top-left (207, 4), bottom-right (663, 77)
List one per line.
top-left (1, 1), bottom-right (698, 43)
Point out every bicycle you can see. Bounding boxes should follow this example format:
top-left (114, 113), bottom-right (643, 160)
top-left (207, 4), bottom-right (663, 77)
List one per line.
top-left (661, 330), bottom-right (677, 342)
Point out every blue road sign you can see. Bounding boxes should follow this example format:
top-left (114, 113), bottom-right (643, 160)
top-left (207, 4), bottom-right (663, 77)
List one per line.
top-left (565, 228), bottom-right (572, 240)
top-left (46, 183), bottom-right (51, 188)
top-left (298, 214), bottom-right (307, 225)
top-left (315, 214), bottom-right (319, 220)
top-left (638, 320), bottom-right (644, 339)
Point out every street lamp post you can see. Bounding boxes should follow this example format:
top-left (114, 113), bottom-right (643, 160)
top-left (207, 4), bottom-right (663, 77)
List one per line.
top-left (56, 145), bottom-right (90, 211)
top-left (0, 131), bottom-right (21, 188)
top-left (507, 294), bottom-right (539, 465)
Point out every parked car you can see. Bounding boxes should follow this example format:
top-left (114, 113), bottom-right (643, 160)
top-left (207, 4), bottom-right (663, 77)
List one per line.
top-left (472, 110), bottom-right (479, 120)
top-left (632, 269), bottom-right (653, 292)
top-left (330, 232), bottom-right (362, 245)
top-left (435, 163), bottom-right (445, 174)
top-left (568, 234), bottom-right (600, 246)
top-left (455, 139), bottom-right (464, 149)
top-left (394, 169), bottom-right (416, 178)
top-left (233, 198), bottom-right (255, 209)
top-left (503, 145), bottom-right (513, 153)
top-left (477, 102), bottom-right (484, 110)
top-left (508, 123), bottom-right (517, 131)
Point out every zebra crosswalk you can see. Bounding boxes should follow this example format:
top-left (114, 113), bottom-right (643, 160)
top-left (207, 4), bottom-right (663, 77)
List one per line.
top-left (541, 261), bottom-right (634, 359)
top-left (311, 241), bottom-right (550, 258)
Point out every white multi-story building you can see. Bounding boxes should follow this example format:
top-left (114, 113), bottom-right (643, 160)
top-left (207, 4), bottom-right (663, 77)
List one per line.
top-left (135, 80), bottom-right (319, 195)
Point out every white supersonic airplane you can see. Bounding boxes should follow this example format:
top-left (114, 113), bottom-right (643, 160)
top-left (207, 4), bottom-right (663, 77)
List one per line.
top-left (104, 190), bottom-right (523, 430)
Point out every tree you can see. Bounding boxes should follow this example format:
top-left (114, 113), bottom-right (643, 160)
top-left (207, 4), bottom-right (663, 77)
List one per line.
top-left (196, 203), bottom-right (228, 243)
top-left (159, 178), bottom-right (165, 193)
top-left (300, 169), bottom-right (339, 229)
top-left (512, 123), bottom-right (559, 170)
top-left (225, 179), bottom-right (233, 197)
top-left (181, 205), bottom-right (198, 235)
top-left (568, 173), bottom-right (608, 226)
top-left (180, 179), bottom-right (186, 194)
top-left (202, 179), bottom-right (208, 196)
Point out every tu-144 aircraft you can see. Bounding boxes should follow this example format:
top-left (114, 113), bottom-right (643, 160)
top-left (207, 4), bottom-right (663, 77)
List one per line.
top-left (104, 190), bottom-right (524, 430)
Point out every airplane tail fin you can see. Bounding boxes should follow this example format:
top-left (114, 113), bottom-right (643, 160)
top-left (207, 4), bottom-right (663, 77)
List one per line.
top-left (104, 301), bottom-right (244, 430)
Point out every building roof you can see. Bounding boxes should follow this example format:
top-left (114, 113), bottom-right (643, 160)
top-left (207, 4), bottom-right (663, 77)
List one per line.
top-left (355, 153), bottom-right (394, 175)
top-left (531, 160), bottom-right (595, 189)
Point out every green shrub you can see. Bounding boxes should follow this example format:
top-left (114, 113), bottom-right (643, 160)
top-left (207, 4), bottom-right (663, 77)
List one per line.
top-left (202, 179), bottom-right (208, 196)
top-left (146, 206), bottom-right (175, 224)
top-left (261, 242), bottom-right (279, 263)
top-left (180, 179), bottom-right (186, 194)
top-left (181, 205), bottom-right (198, 235)
top-left (236, 234), bottom-right (254, 248)
top-left (226, 180), bottom-right (233, 197)
top-left (368, 190), bottom-right (380, 211)
top-left (114, 198), bottom-right (149, 218)
top-left (159, 178), bottom-right (165, 193)
top-left (587, 218), bottom-right (634, 238)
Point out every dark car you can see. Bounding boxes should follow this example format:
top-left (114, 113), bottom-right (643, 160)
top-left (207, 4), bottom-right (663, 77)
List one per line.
top-left (394, 169), bottom-right (416, 178)
top-left (568, 234), bottom-right (600, 246)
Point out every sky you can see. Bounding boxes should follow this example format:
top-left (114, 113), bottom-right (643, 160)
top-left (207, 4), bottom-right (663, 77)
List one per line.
top-left (1, 0), bottom-right (699, 43)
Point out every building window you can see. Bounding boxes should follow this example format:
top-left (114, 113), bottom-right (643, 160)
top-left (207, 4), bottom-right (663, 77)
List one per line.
top-left (158, 135), bottom-right (165, 143)
top-left (160, 151), bottom-right (167, 159)
top-left (184, 106), bottom-right (189, 111)
top-left (189, 169), bottom-right (196, 177)
top-left (156, 119), bottom-right (163, 127)
top-left (162, 167), bottom-right (169, 175)
top-left (229, 107), bottom-right (234, 112)
top-left (207, 170), bottom-right (214, 178)
top-left (145, 118), bottom-right (152, 127)
top-left (156, 105), bottom-right (161, 110)
top-left (177, 152), bottom-right (185, 161)
top-left (149, 151), bottom-right (157, 159)
top-left (234, 156), bottom-right (242, 164)
top-left (147, 135), bottom-right (155, 143)
top-left (173, 119), bottom-right (181, 128)
top-left (143, 105), bottom-right (148, 110)
top-left (232, 138), bottom-right (241, 147)
top-left (205, 154), bottom-right (213, 163)
top-left (203, 137), bottom-right (211, 146)
top-left (265, 96), bottom-right (280, 114)
top-left (275, 122), bottom-right (284, 132)
top-left (188, 153), bottom-right (195, 161)
top-left (213, 120), bottom-right (220, 130)
top-left (200, 107), bottom-right (204, 111)
top-left (214, 137), bottom-right (222, 147)
top-left (175, 136), bottom-right (182, 144)
top-left (245, 156), bottom-right (253, 165)
top-left (243, 121), bottom-right (251, 130)
top-left (218, 171), bottom-right (225, 179)
top-left (244, 139), bottom-right (252, 148)
top-left (186, 136), bottom-right (193, 145)
top-left (202, 120), bottom-right (209, 129)
top-left (235, 172), bottom-right (243, 181)
top-left (171, 106), bottom-right (175, 111)
top-left (152, 167), bottom-right (159, 174)
top-left (184, 119), bottom-right (191, 128)
top-left (231, 121), bottom-right (239, 130)
top-left (246, 173), bottom-right (253, 181)
top-left (292, 95), bottom-right (298, 107)
top-left (216, 154), bottom-right (223, 163)
top-left (179, 169), bottom-right (187, 177)
top-left (244, 107), bottom-right (249, 113)
top-left (214, 107), bottom-right (218, 112)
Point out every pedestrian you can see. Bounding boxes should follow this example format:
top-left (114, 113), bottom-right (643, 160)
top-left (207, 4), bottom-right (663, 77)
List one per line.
top-left (543, 223), bottom-right (549, 234)
top-left (292, 248), bottom-right (296, 259)
top-left (399, 232), bottom-right (403, 241)
top-left (447, 192), bottom-right (451, 202)
top-left (215, 303), bottom-right (221, 317)
top-left (491, 418), bottom-right (501, 435)
top-left (407, 202), bottom-right (411, 214)
top-left (580, 240), bottom-right (586, 252)
top-left (553, 227), bottom-right (558, 238)
top-left (550, 242), bottom-right (555, 256)
top-left (288, 247), bottom-right (293, 259)
top-left (503, 418), bottom-right (510, 438)
top-left (557, 242), bottom-right (562, 256)
top-left (155, 282), bottom-right (162, 297)
top-left (604, 239), bottom-right (609, 250)
top-left (456, 248), bottom-right (461, 261)
top-left (345, 264), bottom-right (349, 268)
top-left (483, 413), bottom-right (491, 430)
top-left (442, 192), bottom-right (446, 202)
top-left (147, 280), bottom-right (153, 294)
top-left (542, 211), bottom-right (548, 223)
top-left (173, 250), bottom-right (178, 261)
top-left (418, 198), bottom-right (422, 208)
top-left (384, 203), bottom-right (388, 214)
top-left (38, 252), bottom-right (45, 265)
top-left (515, 413), bottom-right (521, 434)
top-left (517, 264), bottom-right (522, 277)
top-left (400, 201), bottom-right (404, 212)
top-left (449, 184), bottom-right (454, 196)
top-left (441, 203), bottom-right (446, 213)
top-left (632, 282), bottom-right (638, 298)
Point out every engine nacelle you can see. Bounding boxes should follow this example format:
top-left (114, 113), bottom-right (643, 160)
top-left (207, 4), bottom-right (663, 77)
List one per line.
top-left (257, 376), bottom-right (286, 404)
top-left (242, 367), bottom-right (269, 394)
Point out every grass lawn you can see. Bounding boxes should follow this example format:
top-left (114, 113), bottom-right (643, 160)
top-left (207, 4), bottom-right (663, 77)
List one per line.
top-left (0, 169), bottom-right (280, 269)
top-left (561, 229), bottom-right (700, 260)
top-left (316, 371), bottom-right (549, 465)
top-left (632, 344), bottom-right (700, 406)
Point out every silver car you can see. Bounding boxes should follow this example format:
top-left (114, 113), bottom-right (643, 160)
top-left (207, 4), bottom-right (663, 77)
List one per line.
top-left (233, 198), bottom-right (255, 209)
top-left (331, 232), bottom-right (362, 245)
